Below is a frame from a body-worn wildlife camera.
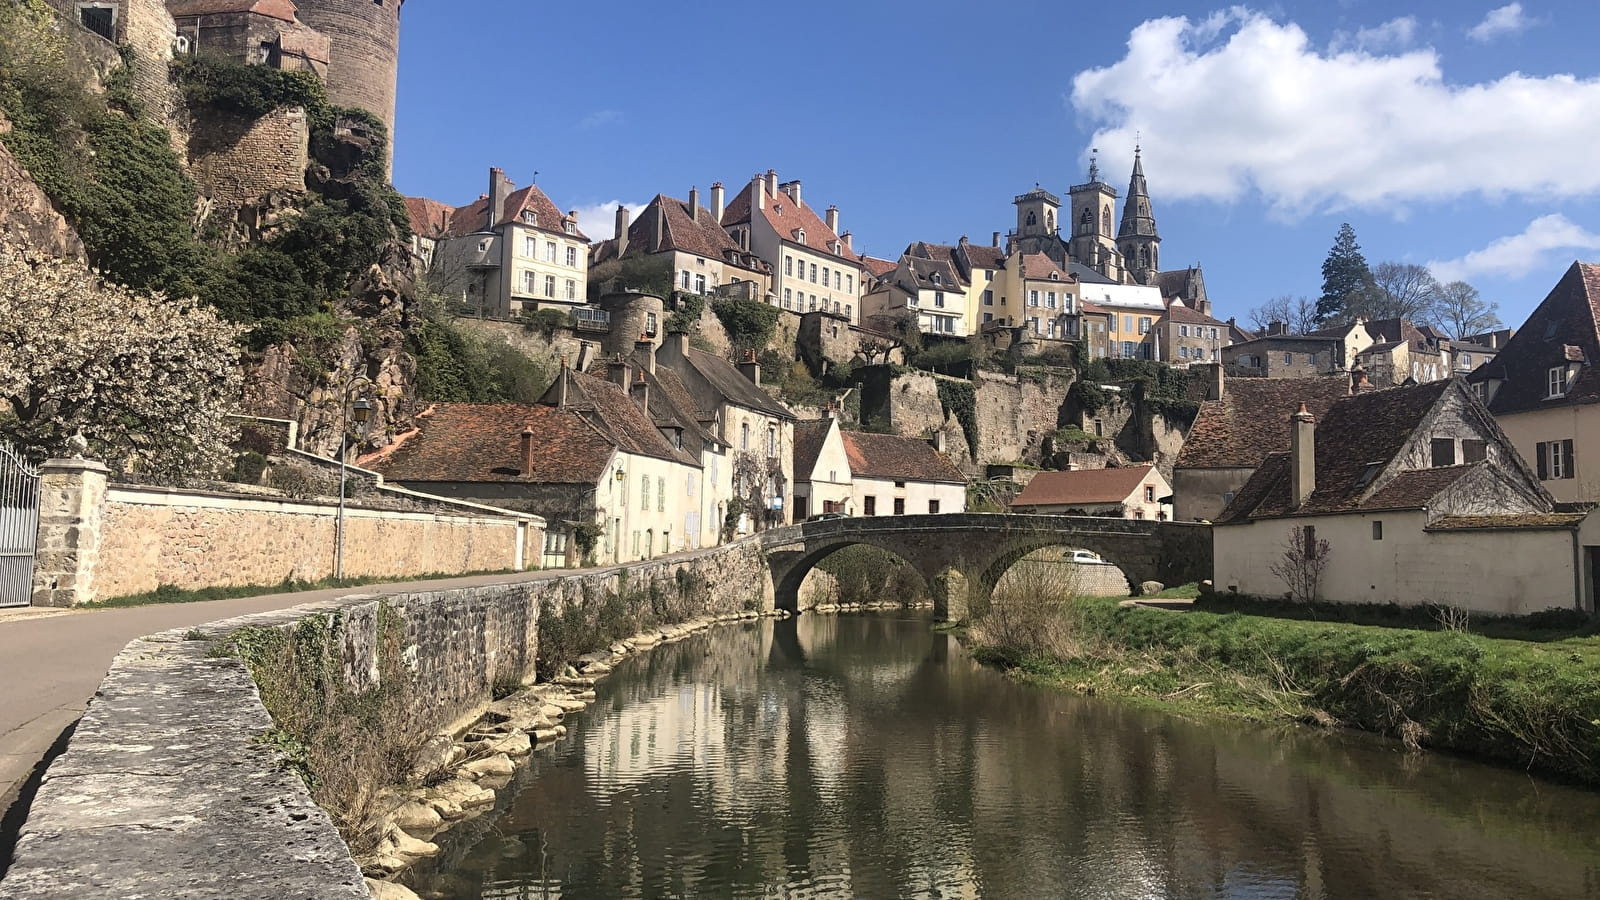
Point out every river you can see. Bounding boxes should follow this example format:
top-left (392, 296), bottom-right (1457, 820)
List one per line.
top-left (411, 611), bottom-right (1600, 899)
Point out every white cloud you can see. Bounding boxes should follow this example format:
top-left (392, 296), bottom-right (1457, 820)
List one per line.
top-left (577, 109), bottom-right (624, 130)
top-left (1467, 3), bottom-right (1532, 42)
top-left (1069, 10), bottom-right (1600, 217)
top-left (1332, 16), bottom-right (1418, 53)
top-left (1428, 215), bottom-right (1600, 282)
top-left (569, 200), bottom-right (645, 241)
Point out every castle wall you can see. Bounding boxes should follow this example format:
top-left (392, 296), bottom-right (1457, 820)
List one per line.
top-left (186, 106), bottom-right (309, 204)
top-left (289, 0), bottom-right (402, 161)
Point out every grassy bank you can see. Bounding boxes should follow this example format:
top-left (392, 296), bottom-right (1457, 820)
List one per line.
top-left (83, 569), bottom-right (521, 609)
top-left (970, 591), bottom-right (1600, 786)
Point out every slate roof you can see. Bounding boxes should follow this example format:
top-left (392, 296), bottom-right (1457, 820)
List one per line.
top-left (1470, 262), bottom-right (1600, 415)
top-left (1068, 262), bottom-right (1117, 285)
top-left (1011, 465), bottom-right (1158, 507)
top-left (1154, 267), bottom-right (1205, 302)
top-left (369, 404), bottom-right (615, 484)
top-left (839, 431), bottom-right (965, 484)
top-left (168, 0), bottom-right (298, 21)
top-left (684, 348), bottom-right (794, 420)
top-left (899, 256), bottom-right (965, 292)
top-left (722, 179), bottom-right (862, 268)
top-left (448, 183), bottom-right (588, 241)
top-left (403, 197), bottom-right (454, 239)
top-left (1176, 376), bottom-right (1363, 469)
top-left (793, 419), bottom-right (833, 480)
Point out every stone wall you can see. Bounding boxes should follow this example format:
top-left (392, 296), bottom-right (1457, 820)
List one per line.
top-left (30, 460), bottom-right (543, 606)
top-left (858, 367), bottom-right (1075, 472)
top-left (2, 538), bottom-right (774, 898)
top-left (186, 106), bottom-right (310, 204)
top-left (289, 0), bottom-right (402, 166)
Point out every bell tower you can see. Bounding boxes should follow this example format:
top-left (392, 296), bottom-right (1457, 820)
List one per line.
top-left (1013, 186), bottom-right (1061, 239)
top-left (1117, 146), bottom-right (1161, 285)
top-left (1067, 150), bottom-right (1122, 281)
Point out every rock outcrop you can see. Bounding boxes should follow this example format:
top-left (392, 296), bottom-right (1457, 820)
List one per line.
top-left (0, 112), bottom-right (84, 260)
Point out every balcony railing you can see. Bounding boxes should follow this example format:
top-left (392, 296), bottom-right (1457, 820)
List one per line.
top-left (572, 308), bottom-right (611, 332)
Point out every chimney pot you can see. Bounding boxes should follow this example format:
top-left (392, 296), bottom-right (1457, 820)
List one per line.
top-left (737, 349), bottom-right (761, 385)
top-left (688, 186), bottom-right (700, 222)
top-left (710, 182), bottom-right (725, 222)
top-left (753, 174), bottom-right (766, 211)
top-left (765, 169), bottom-right (778, 197)
top-left (520, 426), bottom-right (535, 475)
top-left (992, 231), bottom-right (1001, 247)
top-left (825, 204), bottom-right (839, 234)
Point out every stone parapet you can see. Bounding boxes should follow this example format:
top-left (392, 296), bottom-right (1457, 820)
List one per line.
top-left (31, 459), bottom-right (109, 608)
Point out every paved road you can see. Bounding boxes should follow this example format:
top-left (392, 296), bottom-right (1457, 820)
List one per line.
top-left (0, 570), bottom-right (554, 822)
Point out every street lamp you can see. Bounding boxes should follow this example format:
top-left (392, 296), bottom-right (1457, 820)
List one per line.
top-left (335, 387), bottom-right (374, 581)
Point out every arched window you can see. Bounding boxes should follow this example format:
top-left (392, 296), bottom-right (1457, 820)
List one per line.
top-left (1026, 211), bottom-right (1037, 226)
top-left (1102, 207), bottom-right (1112, 235)
top-left (1079, 207), bottom-right (1094, 234)
top-left (1046, 211), bottom-right (1055, 232)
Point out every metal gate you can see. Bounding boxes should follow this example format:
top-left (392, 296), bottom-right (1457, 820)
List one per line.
top-left (0, 442), bottom-right (41, 608)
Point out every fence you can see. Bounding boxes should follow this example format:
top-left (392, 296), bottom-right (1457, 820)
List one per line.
top-left (0, 442), bottom-right (40, 608)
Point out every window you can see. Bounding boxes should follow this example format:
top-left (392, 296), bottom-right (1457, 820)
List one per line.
top-left (1537, 439), bottom-right (1576, 480)
top-left (524, 236), bottom-right (537, 258)
top-left (1046, 292), bottom-right (1057, 309)
top-left (1372, 521), bottom-right (1384, 540)
top-left (1047, 320), bottom-right (1057, 338)
top-left (1121, 341), bottom-right (1136, 358)
top-left (565, 246), bottom-right (578, 267)
top-left (1144, 486), bottom-right (1155, 503)
top-left (543, 530), bottom-right (569, 555)
top-left (929, 499), bottom-right (941, 514)
top-left (846, 275), bottom-right (853, 293)
top-left (834, 271), bottom-right (842, 289)
top-left (1029, 290), bottom-right (1039, 306)
top-left (1463, 439), bottom-right (1488, 463)
top-left (808, 295), bottom-right (816, 312)
top-left (797, 229), bottom-right (806, 244)
top-left (1179, 325), bottom-right (1190, 337)
top-left (784, 288), bottom-right (792, 306)
top-left (642, 477), bottom-right (650, 510)
top-left (1139, 317), bottom-right (1151, 334)
top-left (544, 275), bottom-right (556, 296)
top-left (1284, 353), bottom-right (1294, 365)
top-left (1222, 490), bottom-right (1236, 507)
top-left (1462, 353), bottom-right (1473, 368)
top-left (1123, 315), bottom-right (1134, 332)
top-left (822, 266), bottom-right (830, 286)
top-left (785, 256), bottom-right (793, 276)
top-left (521, 271), bottom-right (536, 294)
top-left (633, 531), bottom-right (641, 556)
top-left (741, 422), bottom-right (749, 450)
top-left (658, 476), bottom-right (665, 512)
top-left (983, 290), bottom-right (994, 306)
top-left (545, 241), bottom-right (557, 262)
top-left (983, 312), bottom-right (994, 323)
top-left (934, 292), bottom-right (945, 308)
top-left (565, 279), bottom-right (576, 300)
top-left (681, 270), bottom-right (692, 289)
top-left (663, 530), bottom-right (671, 553)
top-left (809, 263), bottom-right (818, 283)
top-left (645, 311), bottom-right (658, 336)
top-left (78, 4), bottom-right (116, 39)
top-left (1430, 438), bottom-right (1456, 467)
top-left (767, 425), bottom-right (777, 458)
top-left (694, 274), bottom-right (706, 294)
top-left (564, 221), bottom-right (577, 235)
top-left (845, 304), bottom-right (852, 319)
top-left (1179, 346), bottom-right (1190, 359)
top-left (893, 497), bottom-right (906, 515)
top-left (1549, 366), bottom-right (1571, 399)
top-left (864, 496), bottom-right (877, 516)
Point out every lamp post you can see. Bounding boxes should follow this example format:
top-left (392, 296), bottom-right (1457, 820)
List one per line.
top-left (335, 389), bottom-right (374, 581)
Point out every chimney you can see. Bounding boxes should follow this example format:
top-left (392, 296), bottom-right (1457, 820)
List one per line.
top-left (930, 428), bottom-right (947, 454)
top-left (1267, 321), bottom-right (1286, 336)
top-left (753, 174), bottom-right (766, 211)
top-left (630, 366), bottom-right (650, 413)
top-left (660, 329), bottom-right (688, 367)
top-left (737, 348), bottom-right (761, 385)
top-left (1290, 403), bottom-right (1316, 507)
top-left (556, 358), bottom-right (570, 407)
top-left (614, 205), bottom-right (630, 256)
top-left (711, 182), bottom-right (725, 222)
top-left (992, 231), bottom-right (1001, 247)
top-left (520, 427), bottom-right (536, 475)
top-left (688, 186), bottom-right (700, 222)
top-left (841, 231), bottom-right (852, 250)
top-left (1349, 365), bottom-right (1371, 394)
top-left (653, 203), bottom-right (666, 253)
top-left (488, 167), bottom-right (511, 230)
top-left (632, 336), bottom-right (656, 375)
top-left (765, 169), bottom-right (778, 198)
top-left (575, 341), bottom-right (593, 373)
top-left (1208, 362), bottom-right (1224, 401)
top-left (825, 204), bottom-right (839, 233)
top-left (607, 355), bottom-right (629, 388)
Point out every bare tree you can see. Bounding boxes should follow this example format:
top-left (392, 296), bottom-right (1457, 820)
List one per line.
top-left (1269, 525), bottom-right (1331, 604)
top-left (1352, 262), bottom-right (1442, 325)
top-left (1435, 280), bottom-right (1503, 339)
top-left (1247, 295), bottom-right (1320, 334)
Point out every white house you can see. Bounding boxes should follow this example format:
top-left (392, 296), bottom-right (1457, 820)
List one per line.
top-left (792, 416), bottom-right (853, 520)
top-left (839, 431), bottom-right (967, 517)
top-left (1010, 465), bottom-right (1171, 519)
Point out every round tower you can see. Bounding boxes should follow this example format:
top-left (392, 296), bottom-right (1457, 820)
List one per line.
top-left (289, 0), bottom-right (403, 163)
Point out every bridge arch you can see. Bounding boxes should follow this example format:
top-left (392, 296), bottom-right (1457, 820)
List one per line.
top-left (978, 534), bottom-right (1143, 599)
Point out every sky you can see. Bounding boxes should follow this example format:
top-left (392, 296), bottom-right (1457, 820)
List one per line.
top-left (391, 1), bottom-right (1600, 331)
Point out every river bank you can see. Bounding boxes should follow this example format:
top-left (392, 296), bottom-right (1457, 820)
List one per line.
top-left (967, 590), bottom-right (1600, 787)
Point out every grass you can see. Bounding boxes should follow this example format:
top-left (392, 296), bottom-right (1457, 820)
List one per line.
top-left (968, 586), bottom-right (1600, 787)
top-left (1193, 592), bottom-right (1600, 644)
top-left (83, 569), bottom-right (522, 609)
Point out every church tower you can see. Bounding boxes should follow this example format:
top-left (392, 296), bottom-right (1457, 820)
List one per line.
top-left (1117, 147), bottom-right (1160, 285)
top-left (1013, 186), bottom-right (1061, 240)
top-left (1067, 151), bottom-right (1122, 281)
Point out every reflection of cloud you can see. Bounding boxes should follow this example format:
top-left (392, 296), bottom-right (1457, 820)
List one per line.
top-left (1467, 3), bottom-right (1533, 42)
top-left (577, 109), bottom-right (623, 129)
top-left (1427, 215), bottom-right (1600, 282)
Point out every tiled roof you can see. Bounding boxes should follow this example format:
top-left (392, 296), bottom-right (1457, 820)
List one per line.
top-left (685, 348), bottom-right (794, 420)
top-left (368, 404), bottom-right (615, 484)
top-left (447, 183), bottom-right (588, 242)
top-left (839, 431), bottom-right (965, 483)
top-left (403, 196), bottom-right (454, 239)
top-left (1471, 262), bottom-right (1600, 415)
top-left (560, 368), bottom-right (697, 467)
top-left (1079, 301), bottom-right (1110, 316)
top-left (1176, 376), bottom-right (1362, 469)
top-left (959, 242), bottom-right (1005, 270)
top-left (1022, 253), bottom-right (1071, 281)
top-left (908, 241), bottom-right (956, 263)
top-left (1161, 303), bottom-right (1227, 327)
top-left (1012, 465), bottom-right (1157, 507)
top-left (1427, 513), bottom-right (1587, 531)
top-left (860, 255), bottom-right (898, 278)
top-left (168, 0), bottom-right (298, 22)
top-left (722, 179), bottom-right (861, 267)
top-left (793, 419), bottom-right (833, 479)
top-left (596, 194), bottom-right (765, 273)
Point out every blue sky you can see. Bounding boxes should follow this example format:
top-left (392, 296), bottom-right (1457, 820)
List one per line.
top-left (392, 1), bottom-right (1600, 331)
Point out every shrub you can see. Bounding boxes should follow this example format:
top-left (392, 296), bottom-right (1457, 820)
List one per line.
top-left (711, 297), bottom-right (780, 351)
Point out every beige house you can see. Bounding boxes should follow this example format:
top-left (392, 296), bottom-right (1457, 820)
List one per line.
top-left (792, 417), bottom-right (853, 519)
top-left (1003, 253), bottom-right (1079, 341)
top-left (424, 167), bottom-right (591, 317)
top-left (588, 189), bottom-right (770, 300)
top-left (721, 171), bottom-right (866, 323)
top-left (1213, 378), bottom-right (1594, 616)
top-left (1471, 263), bottom-right (1600, 504)
top-left (862, 255), bottom-right (968, 337)
top-left (1158, 303), bottom-right (1230, 365)
top-left (840, 431), bottom-right (967, 517)
top-left (1010, 465), bottom-right (1171, 519)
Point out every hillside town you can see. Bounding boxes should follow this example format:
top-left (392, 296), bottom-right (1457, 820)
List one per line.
top-left (4, 1), bottom-right (1600, 898)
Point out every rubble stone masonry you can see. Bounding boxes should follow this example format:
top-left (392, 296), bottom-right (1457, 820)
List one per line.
top-left (186, 106), bottom-right (310, 204)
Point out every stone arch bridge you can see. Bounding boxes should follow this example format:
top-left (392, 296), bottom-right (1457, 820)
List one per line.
top-left (761, 514), bottom-right (1212, 621)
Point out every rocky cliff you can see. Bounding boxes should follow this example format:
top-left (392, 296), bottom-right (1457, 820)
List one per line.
top-left (0, 112), bottom-right (83, 261)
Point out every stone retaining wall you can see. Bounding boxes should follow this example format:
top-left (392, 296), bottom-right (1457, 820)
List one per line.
top-left (1, 539), bottom-right (774, 898)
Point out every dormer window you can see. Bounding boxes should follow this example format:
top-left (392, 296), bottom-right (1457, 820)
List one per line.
top-left (564, 221), bottom-right (577, 235)
top-left (796, 228), bottom-right (806, 244)
top-left (1048, 272), bottom-right (1059, 280)
top-left (931, 273), bottom-right (942, 285)
top-left (1548, 365), bottom-right (1572, 399)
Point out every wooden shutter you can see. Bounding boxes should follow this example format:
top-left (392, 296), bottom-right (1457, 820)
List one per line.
top-left (1564, 439), bottom-right (1576, 479)
top-left (1537, 442), bottom-right (1549, 480)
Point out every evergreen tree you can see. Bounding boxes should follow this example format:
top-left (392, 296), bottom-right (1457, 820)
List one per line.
top-left (1316, 223), bottom-right (1372, 324)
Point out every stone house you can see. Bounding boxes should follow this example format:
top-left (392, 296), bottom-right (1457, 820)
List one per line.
top-left (1222, 329), bottom-right (1346, 377)
top-left (1172, 368), bottom-right (1367, 522)
top-left (792, 416), bottom-right (853, 519)
top-left (656, 332), bottom-right (796, 530)
top-left (167, 0), bottom-right (330, 76)
top-left (1004, 252), bottom-right (1079, 342)
top-left (587, 189), bottom-right (770, 300)
top-left (839, 431), bottom-right (967, 517)
top-left (1212, 378), bottom-right (1598, 616)
top-left (1157, 302), bottom-right (1230, 366)
top-left (720, 170), bottom-right (866, 324)
top-left (1470, 262), bottom-right (1600, 504)
top-left (1079, 301), bottom-right (1113, 359)
top-left (1010, 464), bottom-right (1171, 519)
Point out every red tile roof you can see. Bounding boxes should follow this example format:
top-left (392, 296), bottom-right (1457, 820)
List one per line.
top-left (1011, 465), bottom-right (1157, 507)
top-left (403, 196), bottom-right (454, 239)
top-left (168, 0), bottom-right (298, 22)
top-left (860, 255), bottom-right (898, 278)
top-left (1021, 253), bottom-right (1071, 281)
top-left (1177, 376), bottom-right (1363, 469)
top-left (448, 183), bottom-right (588, 242)
top-left (959, 242), bottom-right (1005, 271)
top-left (368, 404), bottom-right (616, 484)
top-left (558, 368), bottom-right (698, 467)
top-left (1160, 303), bottom-right (1227, 327)
top-left (1471, 262), bottom-right (1600, 414)
top-left (722, 179), bottom-right (863, 270)
top-left (839, 431), bottom-right (964, 484)
top-left (593, 194), bottom-right (766, 274)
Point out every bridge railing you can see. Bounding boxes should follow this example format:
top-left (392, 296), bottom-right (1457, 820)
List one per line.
top-left (765, 513), bottom-right (1198, 546)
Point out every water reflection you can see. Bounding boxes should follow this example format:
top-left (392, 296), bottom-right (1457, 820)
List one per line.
top-left (413, 613), bottom-right (1600, 899)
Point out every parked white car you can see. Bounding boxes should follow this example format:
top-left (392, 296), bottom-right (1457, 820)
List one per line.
top-left (1064, 549), bottom-right (1107, 565)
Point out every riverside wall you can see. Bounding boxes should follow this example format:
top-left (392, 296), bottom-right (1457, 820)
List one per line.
top-left (1, 539), bottom-right (773, 899)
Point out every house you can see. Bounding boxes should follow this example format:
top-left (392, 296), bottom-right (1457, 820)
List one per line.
top-left (839, 431), bottom-right (966, 517)
top-left (1077, 272), bottom-right (1166, 359)
top-left (720, 171), bottom-right (866, 324)
top-left (1158, 303), bottom-right (1230, 365)
top-left (1213, 378), bottom-right (1596, 616)
top-left (899, 238), bottom-right (1007, 334)
top-left (862, 254), bottom-right (968, 337)
top-left (1469, 262), bottom-right (1600, 503)
top-left (1003, 252), bottom-right (1079, 342)
top-left (1079, 301), bottom-right (1113, 359)
top-left (403, 196), bottom-right (452, 271)
top-left (423, 167), bottom-right (591, 318)
top-left (792, 416), bottom-right (853, 519)
top-left (588, 189), bottom-right (770, 301)
top-left (1173, 367), bottom-right (1366, 522)
top-left (1010, 465), bottom-right (1171, 519)
top-left (656, 330), bottom-right (796, 529)
top-left (1154, 266), bottom-right (1212, 317)
top-left (1222, 328), bottom-right (1346, 377)
top-left (366, 364), bottom-right (702, 568)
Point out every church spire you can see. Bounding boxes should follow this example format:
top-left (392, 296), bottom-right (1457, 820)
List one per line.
top-left (1117, 145), bottom-right (1161, 284)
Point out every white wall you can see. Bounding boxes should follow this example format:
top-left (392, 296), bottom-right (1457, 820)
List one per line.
top-left (852, 477), bottom-right (966, 517)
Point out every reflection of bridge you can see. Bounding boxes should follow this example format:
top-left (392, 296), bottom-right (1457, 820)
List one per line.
top-left (761, 514), bottom-right (1212, 621)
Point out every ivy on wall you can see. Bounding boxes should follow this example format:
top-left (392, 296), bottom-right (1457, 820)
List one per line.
top-left (711, 297), bottom-right (780, 351)
top-left (936, 378), bottom-right (980, 459)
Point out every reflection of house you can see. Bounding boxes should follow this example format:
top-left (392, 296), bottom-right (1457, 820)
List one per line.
top-left (1470, 263), bottom-right (1600, 503)
top-left (1173, 368), bottom-right (1364, 523)
top-left (839, 431), bottom-right (966, 517)
top-left (1213, 379), bottom-right (1594, 616)
top-left (1010, 465), bottom-right (1171, 519)
top-left (792, 416), bottom-right (853, 519)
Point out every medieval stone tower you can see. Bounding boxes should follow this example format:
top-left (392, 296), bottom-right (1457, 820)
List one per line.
top-left (1117, 148), bottom-right (1160, 285)
top-left (288, 0), bottom-right (403, 160)
top-left (1068, 153), bottom-right (1122, 282)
